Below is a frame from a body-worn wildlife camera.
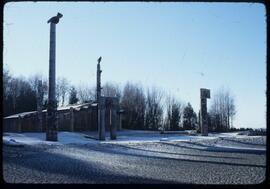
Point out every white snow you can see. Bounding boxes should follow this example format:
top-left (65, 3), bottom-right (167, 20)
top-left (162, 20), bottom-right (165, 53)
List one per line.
top-left (208, 132), bottom-right (241, 137)
top-left (3, 132), bottom-right (213, 146)
top-left (3, 132), bottom-right (98, 146)
top-left (3, 131), bottom-right (266, 152)
top-left (3, 138), bottom-right (24, 147)
top-left (4, 111), bottom-right (38, 119)
top-left (213, 144), bottom-right (266, 152)
top-left (100, 135), bottom-right (217, 144)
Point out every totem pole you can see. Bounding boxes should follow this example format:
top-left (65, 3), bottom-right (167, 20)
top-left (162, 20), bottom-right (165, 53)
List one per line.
top-left (97, 57), bottom-right (105, 140)
top-left (46, 13), bottom-right (63, 141)
top-left (200, 88), bottom-right (210, 136)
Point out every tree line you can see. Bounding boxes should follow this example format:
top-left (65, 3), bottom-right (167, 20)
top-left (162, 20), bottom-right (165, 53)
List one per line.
top-left (3, 68), bottom-right (236, 132)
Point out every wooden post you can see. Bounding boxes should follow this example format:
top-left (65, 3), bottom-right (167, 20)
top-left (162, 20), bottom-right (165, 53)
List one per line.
top-left (98, 97), bottom-right (106, 140)
top-left (18, 115), bottom-right (22, 132)
top-left (117, 109), bottom-right (124, 131)
top-left (110, 98), bottom-right (117, 140)
top-left (70, 107), bottom-right (74, 132)
top-left (119, 114), bottom-right (122, 131)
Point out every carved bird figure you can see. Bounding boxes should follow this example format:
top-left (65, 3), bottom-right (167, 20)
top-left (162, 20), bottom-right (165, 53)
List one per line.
top-left (98, 56), bottom-right (102, 64)
top-left (47, 12), bottom-right (63, 24)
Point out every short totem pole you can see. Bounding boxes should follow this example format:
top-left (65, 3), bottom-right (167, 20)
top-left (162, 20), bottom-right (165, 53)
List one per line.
top-left (200, 88), bottom-right (210, 136)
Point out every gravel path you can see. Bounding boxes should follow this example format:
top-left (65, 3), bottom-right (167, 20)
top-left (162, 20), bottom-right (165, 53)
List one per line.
top-left (3, 136), bottom-right (266, 184)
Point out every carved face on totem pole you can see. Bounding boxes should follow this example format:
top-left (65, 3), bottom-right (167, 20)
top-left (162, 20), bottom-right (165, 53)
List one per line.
top-left (200, 88), bottom-right (211, 99)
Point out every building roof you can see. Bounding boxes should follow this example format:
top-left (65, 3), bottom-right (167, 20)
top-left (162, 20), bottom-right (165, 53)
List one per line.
top-left (4, 102), bottom-right (96, 119)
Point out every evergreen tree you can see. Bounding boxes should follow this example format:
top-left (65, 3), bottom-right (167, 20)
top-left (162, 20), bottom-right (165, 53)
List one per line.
top-left (69, 87), bottom-right (79, 105)
top-left (183, 103), bottom-right (197, 130)
top-left (170, 104), bottom-right (181, 130)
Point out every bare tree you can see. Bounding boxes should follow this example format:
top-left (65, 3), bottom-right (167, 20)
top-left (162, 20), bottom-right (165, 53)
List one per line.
top-left (164, 94), bottom-right (184, 131)
top-left (41, 79), bottom-right (49, 109)
top-left (56, 80), bottom-right (60, 107)
top-left (28, 74), bottom-right (46, 109)
top-left (28, 74), bottom-right (48, 109)
top-left (77, 83), bottom-right (95, 103)
top-left (9, 77), bottom-right (22, 112)
top-left (3, 66), bottom-right (12, 101)
top-left (209, 87), bottom-right (236, 131)
top-left (3, 70), bottom-right (48, 116)
top-left (57, 77), bottom-right (70, 106)
top-left (6, 76), bottom-right (37, 115)
top-left (28, 74), bottom-right (43, 92)
top-left (145, 86), bottom-right (164, 130)
top-left (102, 82), bottom-right (121, 99)
top-left (224, 90), bottom-right (236, 128)
top-left (3, 67), bottom-right (15, 116)
top-left (164, 96), bottom-right (172, 131)
top-left (121, 82), bottom-right (146, 130)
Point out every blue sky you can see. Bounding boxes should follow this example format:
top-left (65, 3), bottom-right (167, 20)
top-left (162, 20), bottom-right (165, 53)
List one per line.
top-left (3, 2), bottom-right (266, 128)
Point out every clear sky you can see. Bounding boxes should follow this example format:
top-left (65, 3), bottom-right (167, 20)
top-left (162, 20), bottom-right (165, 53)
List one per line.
top-left (3, 2), bottom-right (266, 128)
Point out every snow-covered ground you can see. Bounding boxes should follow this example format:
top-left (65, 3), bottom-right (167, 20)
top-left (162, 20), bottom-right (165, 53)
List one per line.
top-left (3, 131), bottom-right (266, 153)
top-left (3, 132), bottom-right (97, 146)
top-left (3, 130), bottom-right (266, 184)
top-left (208, 132), bottom-right (241, 137)
top-left (103, 135), bottom-right (216, 144)
top-left (2, 131), bottom-right (222, 146)
top-left (3, 132), bottom-right (202, 146)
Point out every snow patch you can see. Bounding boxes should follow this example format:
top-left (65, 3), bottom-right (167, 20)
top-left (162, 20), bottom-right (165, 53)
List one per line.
top-left (3, 138), bottom-right (24, 147)
top-left (213, 144), bottom-right (266, 151)
top-left (3, 132), bottom-right (98, 146)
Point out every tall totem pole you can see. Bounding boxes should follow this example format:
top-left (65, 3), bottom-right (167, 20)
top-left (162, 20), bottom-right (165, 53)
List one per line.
top-left (46, 13), bottom-right (63, 141)
top-left (96, 56), bottom-right (102, 102)
top-left (96, 57), bottom-right (105, 140)
top-left (200, 88), bottom-right (211, 136)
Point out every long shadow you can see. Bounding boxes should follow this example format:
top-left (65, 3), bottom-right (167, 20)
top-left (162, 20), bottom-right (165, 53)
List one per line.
top-left (79, 144), bottom-right (266, 169)
top-left (112, 144), bottom-right (243, 160)
top-left (179, 141), bottom-right (218, 148)
top-left (3, 146), bottom-right (176, 184)
top-left (3, 143), bottom-right (266, 184)
top-left (222, 138), bottom-right (266, 147)
top-left (161, 142), bottom-right (266, 155)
